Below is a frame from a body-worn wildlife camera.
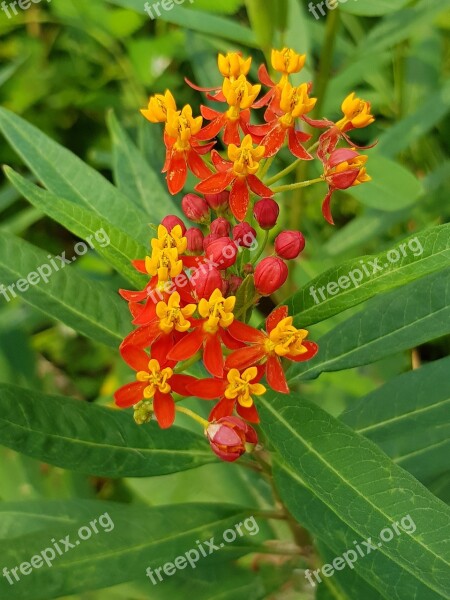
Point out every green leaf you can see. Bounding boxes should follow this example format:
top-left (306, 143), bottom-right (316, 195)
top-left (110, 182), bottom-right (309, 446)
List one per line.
top-left (339, 0), bottom-right (410, 16)
top-left (108, 0), bottom-right (258, 46)
top-left (0, 107), bottom-right (150, 246)
top-left (245, 0), bottom-right (274, 53)
top-left (0, 500), bottom-right (261, 599)
top-left (341, 357), bottom-right (450, 483)
top-left (288, 268), bottom-right (450, 382)
top-left (5, 167), bottom-right (148, 288)
top-left (0, 383), bottom-right (217, 477)
top-left (258, 392), bottom-right (450, 600)
top-left (0, 232), bottom-right (129, 347)
top-left (235, 275), bottom-right (256, 322)
top-left (107, 111), bottom-right (182, 220)
top-left (346, 155), bottom-right (422, 211)
top-left (376, 79), bottom-right (450, 158)
top-left (286, 224), bottom-right (450, 327)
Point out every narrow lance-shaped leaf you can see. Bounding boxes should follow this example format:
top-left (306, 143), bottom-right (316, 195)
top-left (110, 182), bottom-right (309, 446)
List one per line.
top-left (5, 167), bottom-right (148, 288)
top-left (0, 107), bottom-right (150, 245)
top-left (286, 223), bottom-right (450, 328)
top-left (0, 383), bottom-right (217, 477)
top-left (288, 268), bottom-right (450, 383)
top-left (0, 232), bottom-right (129, 347)
top-left (258, 392), bottom-right (450, 600)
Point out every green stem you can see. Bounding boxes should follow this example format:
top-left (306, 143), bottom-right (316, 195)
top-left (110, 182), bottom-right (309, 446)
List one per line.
top-left (174, 352), bottom-right (202, 374)
top-left (265, 140), bottom-right (320, 187)
top-left (175, 406), bottom-right (209, 429)
top-left (259, 156), bottom-right (274, 180)
top-left (250, 229), bottom-right (269, 265)
top-left (272, 177), bottom-right (324, 194)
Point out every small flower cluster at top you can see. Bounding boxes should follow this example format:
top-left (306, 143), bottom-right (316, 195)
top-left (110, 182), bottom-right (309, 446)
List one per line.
top-left (114, 49), bottom-right (375, 462)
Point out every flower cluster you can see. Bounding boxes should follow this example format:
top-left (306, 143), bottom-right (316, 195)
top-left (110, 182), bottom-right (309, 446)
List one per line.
top-left (115, 49), bottom-right (375, 462)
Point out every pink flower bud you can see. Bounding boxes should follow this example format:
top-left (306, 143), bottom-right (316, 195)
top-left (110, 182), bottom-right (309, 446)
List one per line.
top-left (206, 416), bottom-right (258, 462)
top-left (253, 198), bottom-right (279, 230)
top-left (161, 215), bottom-right (186, 235)
top-left (191, 266), bottom-right (223, 300)
top-left (210, 217), bottom-right (231, 237)
top-left (274, 231), bottom-right (306, 260)
top-left (204, 236), bottom-right (238, 270)
top-left (182, 194), bottom-right (210, 223)
top-left (203, 232), bottom-right (221, 251)
top-left (254, 257), bottom-right (288, 296)
top-left (233, 222), bottom-right (257, 248)
top-left (243, 263), bottom-right (254, 276)
top-left (205, 191), bottom-right (229, 212)
top-left (186, 227), bottom-right (204, 254)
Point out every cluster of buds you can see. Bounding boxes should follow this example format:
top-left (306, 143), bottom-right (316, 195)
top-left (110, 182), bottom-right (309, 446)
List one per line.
top-left (115, 48), bottom-right (375, 462)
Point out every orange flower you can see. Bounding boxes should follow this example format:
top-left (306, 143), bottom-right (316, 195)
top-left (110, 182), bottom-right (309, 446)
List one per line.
top-left (114, 353), bottom-right (196, 429)
top-left (188, 366), bottom-right (266, 423)
top-left (195, 135), bottom-right (272, 221)
top-left (225, 306), bottom-right (318, 394)
top-left (162, 105), bottom-right (213, 195)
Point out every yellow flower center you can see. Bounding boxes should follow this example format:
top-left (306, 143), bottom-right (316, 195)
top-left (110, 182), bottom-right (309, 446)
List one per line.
top-left (218, 52), bottom-right (252, 79)
top-left (263, 317), bottom-right (309, 357)
top-left (152, 225), bottom-right (187, 255)
top-left (336, 93), bottom-right (375, 130)
top-left (329, 154), bottom-right (371, 187)
top-left (225, 367), bottom-right (266, 408)
top-left (145, 248), bottom-right (183, 283)
top-left (223, 75), bottom-right (261, 119)
top-left (199, 289), bottom-right (236, 334)
top-left (141, 90), bottom-right (177, 123)
top-left (279, 82), bottom-right (317, 127)
top-left (156, 292), bottom-right (196, 334)
top-left (228, 134), bottom-right (265, 178)
top-left (137, 359), bottom-right (173, 398)
top-left (165, 105), bottom-right (203, 151)
top-left (271, 48), bottom-right (306, 75)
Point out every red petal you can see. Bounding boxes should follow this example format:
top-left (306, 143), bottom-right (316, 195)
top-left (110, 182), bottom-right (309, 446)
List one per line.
top-left (121, 323), bottom-right (160, 350)
top-left (204, 333), bottom-right (224, 378)
top-left (223, 119), bottom-right (241, 146)
top-left (266, 355), bottom-right (289, 394)
top-left (153, 390), bottom-right (175, 429)
top-left (286, 341), bottom-right (319, 362)
top-left (196, 116), bottom-right (226, 141)
top-left (322, 188), bottom-right (335, 225)
top-left (114, 381), bottom-right (147, 408)
top-left (302, 115), bottom-right (334, 129)
top-left (167, 152), bottom-right (188, 195)
top-left (168, 328), bottom-right (204, 362)
top-left (152, 333), bottom-right (176, 365)
top-left (189, 378), bottom-right (227, 399)
top-left (266, 306), bottom-right (289, 333)
top-left (185, 77), bottom-right (218, 93)
top-left (200, 105), bottom-right (222, 120)
top-left (236, 402), bottom-right (260, 424)
top-left (131, 260), bottom-right (147, 274)
top-left (119, 346), bottom-right (149, 371)
top-left (229, 178), bottom-right (249, 222)
top-left (195, 171), bottom-right (234, 194)
top-left (220, 327), bottom-right (246, 350)
top-left (225, 345), bottom-right (265, 370)
top-left (228, 320), bottom-right (265, 343)
top-left (211, 150), bottom-right (233, 172)
top-left (187, 149), bottom-right (212, 180)
top-left (328, 169), bottom-right (359, 190)
top-left (119, 288), bottom-right (148, 302)
top-left (170, 374), bottom-right (198, 396)
top-left (288, 129), bottom-right (314, 160)
top-left (327, 148), bottom-right (360, 169)
top-left (263, 124), bottom-right (286, 157)
top-left (247, 175), bottom-right (273, 198)
top-left (253, 88), bottom-right (275, 110)
top-left (258, 63), bottom-right (275, 87)
top-left (132, 297), bottom-right (158, 326)
top-left (209, 397), bottom-right (235, 422)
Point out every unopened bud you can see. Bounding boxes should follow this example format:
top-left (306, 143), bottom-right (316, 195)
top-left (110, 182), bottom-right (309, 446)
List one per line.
top-left (210, 217), bottom-right (231, 237)
top-left (191, 266), bottom-right (223, 300)
top-left (161, 215), bottom-right (186, 235)
top-left (204, 236), bottom-right (238, 270)
top-left (274, 231), bottom-right (306, 260)
top-left (253, 198), bottom-right (279, 230)
top-left (205, 416), bottom-right (258, 462)
top-left (205, 191), bottom-right (229, 212)
top-left (254, 257), bottom-right (288, 296)
top-left (186, 227), bottom-right (204, 254)
top-left (233, 222), bottom-right (257, 248)
top-left (182, 194), bottom-right (210, 223)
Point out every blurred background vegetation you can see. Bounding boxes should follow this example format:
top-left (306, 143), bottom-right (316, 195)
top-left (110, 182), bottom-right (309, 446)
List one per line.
top-left (0, 0), bottom-right (449, 597)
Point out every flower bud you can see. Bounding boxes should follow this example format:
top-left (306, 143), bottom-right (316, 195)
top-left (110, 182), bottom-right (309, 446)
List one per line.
top-left (274, 231), bottom-right (306, 260)
top-left (191, 266), bottom-right (223, 300)
top-left (254, 257), bottom-right (288, 296)
top-left (228, 275), bottom-right (243, 294)
top-left (186, 227), bottom-right (204, 254)
top-left (161, 215), bottom-right (186, 235)
top-left (204, 236), bottom-right (238, 270)
top-left (203, 232), bottom-right (220, 251)
top-left (206, 416), bottom-right (258, 462)
top-left (182, 193), bottom-right (210, 224)
top-left (210, 217), bottom-right (231, 237)
top-left (243, 263), bottom-right (254, 276)
top-left (253, 198), bottom-right (279, 230)
top-left (233, 222), bottom-right (257, 248)
top-left (205, 191), bottom-right (229, 212)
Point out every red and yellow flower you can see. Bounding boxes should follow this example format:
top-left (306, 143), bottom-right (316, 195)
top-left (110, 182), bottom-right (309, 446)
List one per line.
top-left (195, 135), bottom-right (272, 221)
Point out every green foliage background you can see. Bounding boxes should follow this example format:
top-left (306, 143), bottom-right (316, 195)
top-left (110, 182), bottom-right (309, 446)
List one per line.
top-left (0, 0), bottom-right (449, 598)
